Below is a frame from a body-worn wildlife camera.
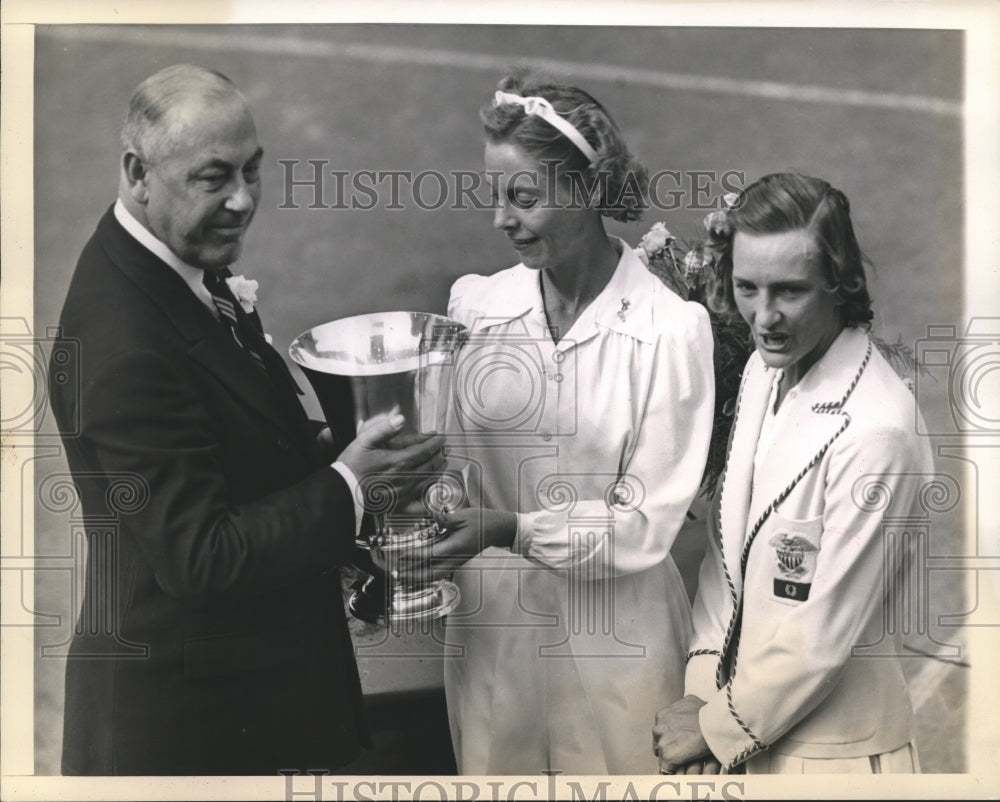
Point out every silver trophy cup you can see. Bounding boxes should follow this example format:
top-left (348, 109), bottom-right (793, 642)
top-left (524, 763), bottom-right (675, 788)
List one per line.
top-left (289, 312), bottom-right (466, 625)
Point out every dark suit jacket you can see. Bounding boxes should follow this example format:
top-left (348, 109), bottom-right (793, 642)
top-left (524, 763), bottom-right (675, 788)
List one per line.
top-left (50, 205), bottom-right (368, 775)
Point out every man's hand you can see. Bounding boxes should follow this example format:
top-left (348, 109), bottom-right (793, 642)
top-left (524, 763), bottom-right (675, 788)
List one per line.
top-left (337, 411), bottom-right (445, 511)
top-left (395, 507), bottom-right (517, 581)
top-left (653, 695), bottom-right (718, 774)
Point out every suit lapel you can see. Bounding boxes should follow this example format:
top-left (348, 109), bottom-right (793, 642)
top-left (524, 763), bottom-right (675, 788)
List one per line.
top-left (97, 209), bottom-right (302, 435)
top-left (210, 267), bottom-right (305, 399)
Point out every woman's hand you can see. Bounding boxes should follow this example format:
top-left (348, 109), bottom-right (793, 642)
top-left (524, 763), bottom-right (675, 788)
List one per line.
top-left (652, 695), bottom-right (715, 775)
top-left (395, 507), bottom-right (517, 581)
top-left (677, 758), bottom-right (722, 775)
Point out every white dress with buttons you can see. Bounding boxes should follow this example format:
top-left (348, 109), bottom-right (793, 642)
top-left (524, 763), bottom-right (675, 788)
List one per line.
top-left (441, 241), bottom-right (715, 774)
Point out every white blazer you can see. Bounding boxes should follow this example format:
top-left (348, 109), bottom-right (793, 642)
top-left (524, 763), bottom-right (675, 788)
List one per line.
top-left (685, 326), bottom-right (934, 769)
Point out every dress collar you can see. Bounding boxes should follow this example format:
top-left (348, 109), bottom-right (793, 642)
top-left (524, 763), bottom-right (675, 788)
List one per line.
top-left (475, 237), bottom-right (656, 345)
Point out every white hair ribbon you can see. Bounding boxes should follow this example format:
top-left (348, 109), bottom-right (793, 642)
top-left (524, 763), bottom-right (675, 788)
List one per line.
top-left (493, 90), bottom-right (598, 163)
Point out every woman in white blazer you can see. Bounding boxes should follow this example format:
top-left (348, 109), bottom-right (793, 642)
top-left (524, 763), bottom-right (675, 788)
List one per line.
top-left (653, 173), bottom-right (933, 774)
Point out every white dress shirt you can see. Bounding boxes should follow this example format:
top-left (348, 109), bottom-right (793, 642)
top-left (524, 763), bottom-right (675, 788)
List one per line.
top-left (114, 200), bottom-right (218, 316)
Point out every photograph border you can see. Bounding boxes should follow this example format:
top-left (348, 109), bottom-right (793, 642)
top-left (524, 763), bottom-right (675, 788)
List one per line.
top-left (2, 1), bottom-right (998, 799)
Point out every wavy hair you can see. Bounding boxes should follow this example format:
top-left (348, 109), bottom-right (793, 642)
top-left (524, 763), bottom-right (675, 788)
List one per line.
top-left (121, 64), bottom-right (243, 162)
top-left (480, 70), bottom-right (648, 222)
top-left (706, 172), bottom-right (874, 328)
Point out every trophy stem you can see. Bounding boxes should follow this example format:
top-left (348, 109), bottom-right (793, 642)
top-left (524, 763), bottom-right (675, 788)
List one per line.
top-left (369, 518), bottom-right (460, 625)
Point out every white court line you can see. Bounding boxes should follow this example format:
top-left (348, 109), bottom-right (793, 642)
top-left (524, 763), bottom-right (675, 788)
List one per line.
top-left (908, 647), bottom-right (968, 712)
top-left (38, 25), bottom-right (962, 118)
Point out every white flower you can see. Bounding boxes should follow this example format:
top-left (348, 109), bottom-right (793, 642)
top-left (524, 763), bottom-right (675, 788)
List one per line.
top-left (704, 210), bottom-right (731, 237)
top-left (684, 250), bottom-right (702, 274)
top-left (226, 275), bottom-right (259, 313)
top-left (633, 246), bottom-right (650, 267)
top-left (639, 222), bottom-right (674, 255)
top-left (722, 191), bottom-right (741, 209)
top-left (264, 333), bottom-right (273, 346)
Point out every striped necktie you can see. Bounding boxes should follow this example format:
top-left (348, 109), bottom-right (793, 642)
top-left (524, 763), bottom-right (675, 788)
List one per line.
top-left (203, 271), bottom-right (267, 373)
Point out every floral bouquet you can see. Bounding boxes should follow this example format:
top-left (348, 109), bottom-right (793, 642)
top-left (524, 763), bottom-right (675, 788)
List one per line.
top-left (633, 196), bottom-right (753, 499)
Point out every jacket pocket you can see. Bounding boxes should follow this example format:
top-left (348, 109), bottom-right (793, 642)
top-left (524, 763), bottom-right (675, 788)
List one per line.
top-left (183, 629), bottom-right (310, 679)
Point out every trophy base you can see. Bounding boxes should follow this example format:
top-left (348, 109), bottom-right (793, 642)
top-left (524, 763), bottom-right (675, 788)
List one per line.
top-left (388, 579), bottom-right (460, 623)
top-left (348, 575), bottom-right (460, 626)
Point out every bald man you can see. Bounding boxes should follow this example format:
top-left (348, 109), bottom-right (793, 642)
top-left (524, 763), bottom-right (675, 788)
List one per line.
top-left (49, 65), bottom-right (442, 775)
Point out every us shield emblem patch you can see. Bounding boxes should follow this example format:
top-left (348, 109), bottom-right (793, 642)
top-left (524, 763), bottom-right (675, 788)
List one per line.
top-left (769, 532), bottom-right (819, 601)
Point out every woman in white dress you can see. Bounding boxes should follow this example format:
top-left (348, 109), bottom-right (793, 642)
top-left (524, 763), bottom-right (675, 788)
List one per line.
top-left (405, 72), bottom-right (715, 774)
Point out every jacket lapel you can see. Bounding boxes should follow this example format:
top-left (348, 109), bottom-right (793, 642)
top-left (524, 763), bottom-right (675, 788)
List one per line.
top-left (211, 267), bottom-right (305, 400)
top-left (717, 355), bottom-right (770, 592)
top-left (742, 329), bottom-right (873, 571)
top-left (714, 329), bottom-right (872, 688)
top-left (97, 209), bottom-right (301, 435)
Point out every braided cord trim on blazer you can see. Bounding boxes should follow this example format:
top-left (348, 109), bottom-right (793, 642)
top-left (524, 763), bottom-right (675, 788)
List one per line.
top-left (713, 364), bottom-right (748, 691)
top-left (811, 340), bottom-right (870, 413)
top-left (717, 338), bottom-right (873, 693)
top-left (722, 624), bottom-right (766, 771)
top-left (730, 742), bottom-right (766, 771)
top-left (736, 420), bottom-right (848, 578)
top-left (737, 339), bottom-right (871, 580)
top-left (686, 648), bottom-right (721, 663)
top-left (726, 678), bottom-right (766, 757)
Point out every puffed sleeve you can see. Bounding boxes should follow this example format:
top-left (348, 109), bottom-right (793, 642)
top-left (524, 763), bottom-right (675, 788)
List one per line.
top-left (697, 422), bottom-right (932, 768)
top-left (447, 274), bottom-right (489, 331)
top-left (513, 299), bottom-right (715, 576)
top-left (444, 272), bottom-right (490, 498)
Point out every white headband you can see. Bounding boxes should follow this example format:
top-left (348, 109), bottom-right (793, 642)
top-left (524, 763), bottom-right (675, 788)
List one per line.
top-left (493, 90), bottom-right (598, 164)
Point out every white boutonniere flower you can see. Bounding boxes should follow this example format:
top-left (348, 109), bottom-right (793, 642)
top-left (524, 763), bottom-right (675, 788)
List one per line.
top-left (226, 275), bottom-right (259, 314)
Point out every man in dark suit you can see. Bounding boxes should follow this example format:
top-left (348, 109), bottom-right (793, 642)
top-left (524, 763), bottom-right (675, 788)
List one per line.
top-left (48, 64), bottom-right (443, 775)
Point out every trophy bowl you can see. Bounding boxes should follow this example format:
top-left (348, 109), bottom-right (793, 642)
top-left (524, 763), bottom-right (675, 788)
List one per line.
top-left (289, 312), bottom-right (467, 626)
